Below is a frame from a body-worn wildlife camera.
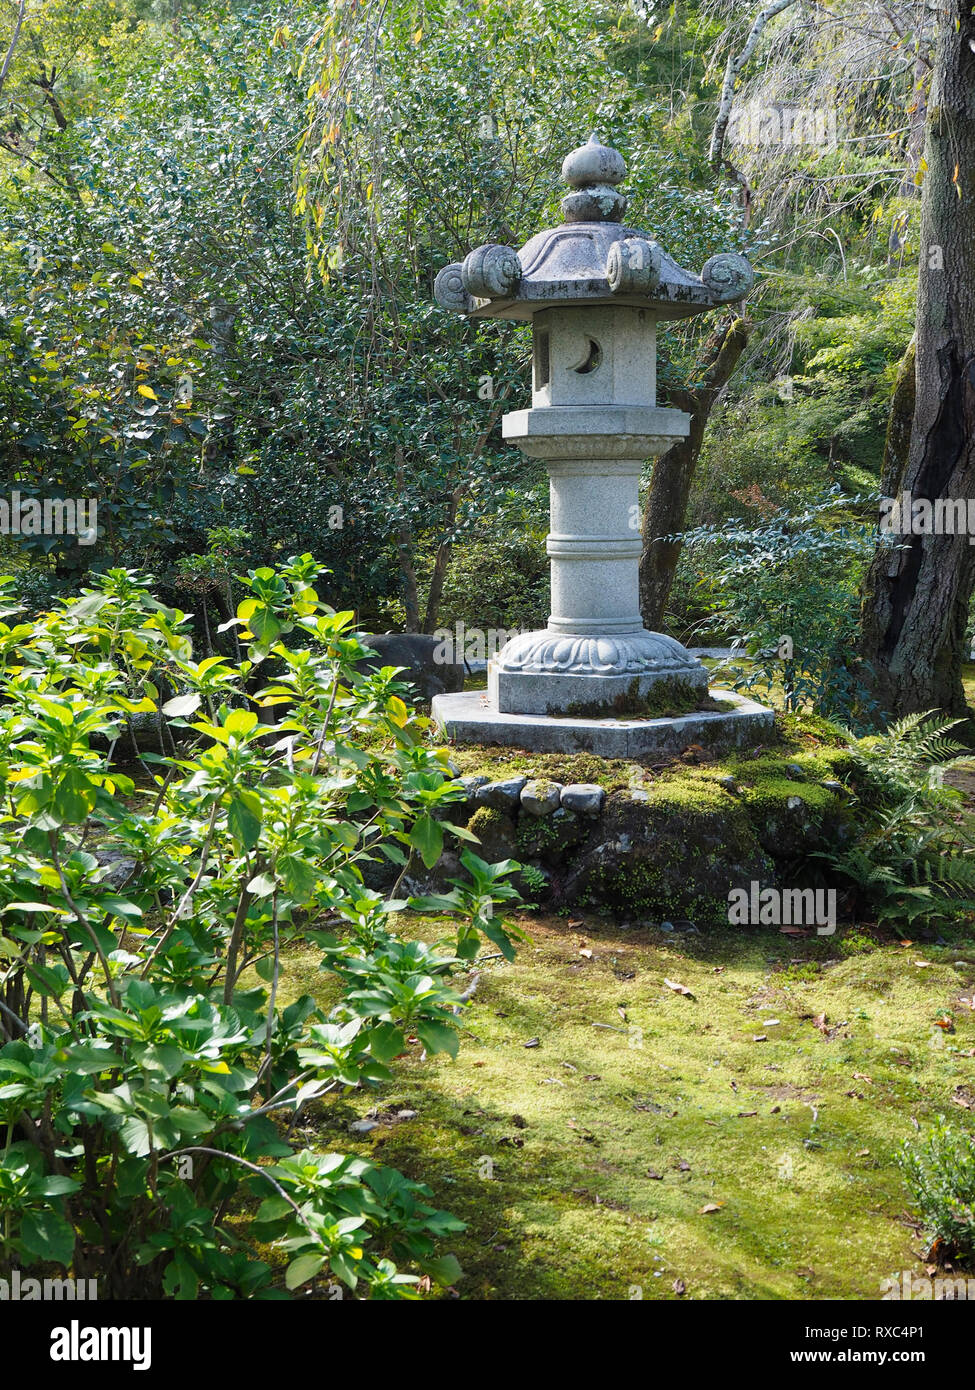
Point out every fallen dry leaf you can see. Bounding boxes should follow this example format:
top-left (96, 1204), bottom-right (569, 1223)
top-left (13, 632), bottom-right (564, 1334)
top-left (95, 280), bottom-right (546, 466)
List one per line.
top-left (913, 960), bottom-right (933, 968)
top-left (852, 1072), bottom-right (873, 1084)
top-left (737, 1110), bottom-right (758, 1117)
top-left (699, 1203), bottom-right (723, 1215)
top-left (812, 1013), bottom-right (829, 1033)
top-left (664, 978), bottom-right (694, 998)
top-left (647, 1170), bottom-right (664, 1180)
top-left (779, 926), bottom-right (810, 936)
top-left (672, 1278), bottom-right (686, 1296)
top-left (579, 948), bottom-right (593, 959)
top-left (856, 1148), bottom-right (870, 1157)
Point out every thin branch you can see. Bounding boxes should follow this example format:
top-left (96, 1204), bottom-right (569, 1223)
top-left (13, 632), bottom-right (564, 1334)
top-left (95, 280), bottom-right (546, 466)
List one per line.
top-left (0, 0), bottom-right (26, 102)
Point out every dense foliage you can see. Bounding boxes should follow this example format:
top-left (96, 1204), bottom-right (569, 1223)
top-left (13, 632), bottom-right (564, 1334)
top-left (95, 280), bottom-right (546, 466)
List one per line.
top-left (2, 0), bottom-right (920, 650)
top-left (0, 559), bottom-right (523, 1297)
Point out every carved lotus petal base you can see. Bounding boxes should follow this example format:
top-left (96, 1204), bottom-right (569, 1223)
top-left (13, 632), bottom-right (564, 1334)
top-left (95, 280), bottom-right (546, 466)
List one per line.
top-left (495, 628), bottom-right (705, 678)
top-left (490, 628), bottom-right (708, 717)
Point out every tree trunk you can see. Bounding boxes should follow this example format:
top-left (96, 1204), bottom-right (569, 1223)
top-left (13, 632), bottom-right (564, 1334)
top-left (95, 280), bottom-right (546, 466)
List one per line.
top-left (393, 446), bottom-right (421, 631)
top-left (422, 481), bottom-right (463, 633)
top-left (639, 317), bottom-right (750, 630)
top-left (858, 2), bottom-right (975, 718)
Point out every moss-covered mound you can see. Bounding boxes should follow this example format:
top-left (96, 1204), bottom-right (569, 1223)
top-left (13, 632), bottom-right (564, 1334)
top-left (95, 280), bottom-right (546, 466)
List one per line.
top-left (439, 714), bottom-right (861, 925)
top-left (566, 780), bottom-right (773, 924)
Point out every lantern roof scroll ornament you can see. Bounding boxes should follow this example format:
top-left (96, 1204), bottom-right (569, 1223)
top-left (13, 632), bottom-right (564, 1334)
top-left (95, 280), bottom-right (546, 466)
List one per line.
top-left (434, 133), bottom-right (755, 322)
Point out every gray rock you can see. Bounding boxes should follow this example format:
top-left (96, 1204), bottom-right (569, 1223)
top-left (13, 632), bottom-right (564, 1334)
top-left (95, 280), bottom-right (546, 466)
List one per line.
top-left (402, 849), bottom-right (463, 898)
top-left (396, 1109), bottom-right (418, 1120)
top-left (467, 811), bottom-right (519, 862)
top-left (822, 780), bottom-right (845, 794)
top-left (719, 776), bottom-right (738, 793)
top-left (355, 632), bottom-right (464, 702)
top-left (477, 777), bottom-right (528, 810)
top-left (107, 710), bottom-right (179, 757)
top-left (95, 850), bottom-right (137, 890)
top-left (349, 1119), bottom-right (378, 1135)
top-left (520, 779), bottom-right (562, 816)
top-left (786, 763), bottom-right (805, 780)
top-left (459, 775), bottom-right (489, 802)
top-left (560, 783), bottom-right (605, 816)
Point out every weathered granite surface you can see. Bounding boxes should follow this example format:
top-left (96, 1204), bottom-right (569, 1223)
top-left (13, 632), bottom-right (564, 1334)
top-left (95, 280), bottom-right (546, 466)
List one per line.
top-left (431, 687), bottom-right (775, 757)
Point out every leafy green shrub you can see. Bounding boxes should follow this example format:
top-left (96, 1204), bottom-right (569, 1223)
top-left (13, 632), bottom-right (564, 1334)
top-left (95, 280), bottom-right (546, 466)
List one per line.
top-left (899, 1123), bottom-right (975, 1260)
top-left (677, 490), bottom-right (879, 729)
top-left (0, 558), bottom-right (523, 1299)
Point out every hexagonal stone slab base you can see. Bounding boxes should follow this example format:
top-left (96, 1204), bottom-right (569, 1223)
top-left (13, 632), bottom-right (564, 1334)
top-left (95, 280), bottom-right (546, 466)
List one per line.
top-left (431, 688), bottom-right (774, 758)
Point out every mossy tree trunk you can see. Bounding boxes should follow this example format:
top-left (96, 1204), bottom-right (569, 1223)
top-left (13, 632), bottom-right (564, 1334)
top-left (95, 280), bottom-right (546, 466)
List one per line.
top-left (858, 1), bottom-right (975, 718)
top-left (639, 316), bottom-right (750, 631)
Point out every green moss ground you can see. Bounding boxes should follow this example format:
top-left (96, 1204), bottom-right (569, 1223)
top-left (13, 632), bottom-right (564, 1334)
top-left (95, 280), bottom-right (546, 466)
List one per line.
top-left (273, 914), bottom-right (975, 1300)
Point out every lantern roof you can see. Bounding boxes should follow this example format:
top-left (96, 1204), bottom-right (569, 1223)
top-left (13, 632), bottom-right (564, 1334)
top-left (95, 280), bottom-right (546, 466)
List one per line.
top-left (434, 134), bottom-right (754, 323)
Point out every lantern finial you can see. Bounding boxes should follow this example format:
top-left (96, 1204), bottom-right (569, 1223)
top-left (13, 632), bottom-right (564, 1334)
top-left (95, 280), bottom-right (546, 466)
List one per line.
top-left (560, 134), bottom-right (627, 222)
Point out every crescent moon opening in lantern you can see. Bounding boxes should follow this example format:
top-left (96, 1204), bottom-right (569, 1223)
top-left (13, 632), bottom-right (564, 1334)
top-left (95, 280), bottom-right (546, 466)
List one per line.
top-left (568, 337), bottom-right (603, 375)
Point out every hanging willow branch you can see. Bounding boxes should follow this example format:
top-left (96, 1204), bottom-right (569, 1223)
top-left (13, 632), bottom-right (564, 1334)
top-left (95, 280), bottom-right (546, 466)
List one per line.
top-left (709, 0), bottom-right (800, 170)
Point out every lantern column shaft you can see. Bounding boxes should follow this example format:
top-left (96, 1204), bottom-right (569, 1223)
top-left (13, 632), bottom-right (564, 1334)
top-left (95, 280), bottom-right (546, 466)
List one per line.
top-left (547, 460), bottom-right (643, 634)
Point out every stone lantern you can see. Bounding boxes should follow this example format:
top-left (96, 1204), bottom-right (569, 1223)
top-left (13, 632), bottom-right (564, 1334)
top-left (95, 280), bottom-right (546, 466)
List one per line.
top-left (431, 135), bottom-right (770, 755)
